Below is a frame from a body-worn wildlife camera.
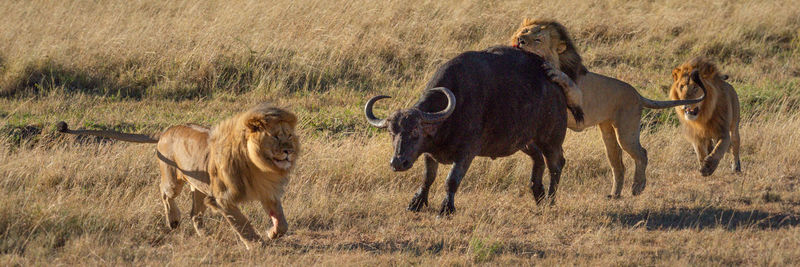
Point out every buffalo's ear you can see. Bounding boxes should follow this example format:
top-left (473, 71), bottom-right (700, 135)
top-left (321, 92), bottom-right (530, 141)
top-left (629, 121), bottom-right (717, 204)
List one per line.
top-left (421, 124), bottom-right (438, 136)
top-left (671, 67), bottom-right (681, 81)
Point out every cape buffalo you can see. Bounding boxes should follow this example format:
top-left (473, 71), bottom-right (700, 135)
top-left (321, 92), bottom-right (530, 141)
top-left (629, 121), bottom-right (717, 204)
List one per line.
top-left (365, 46), bottom-right (575, 215)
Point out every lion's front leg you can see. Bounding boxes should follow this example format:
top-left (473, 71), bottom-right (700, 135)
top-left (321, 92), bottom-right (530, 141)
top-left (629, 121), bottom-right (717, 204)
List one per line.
top-left (542, 61), bottom-right (575, 89)
top-left (260, 199), bottom-right (288, 239)
top-left (701, 135), bottom-right (731, 176)
top-left (213, 198), bottom-right (263, 249)
top-left (542, 61), bottom-right (584, 123)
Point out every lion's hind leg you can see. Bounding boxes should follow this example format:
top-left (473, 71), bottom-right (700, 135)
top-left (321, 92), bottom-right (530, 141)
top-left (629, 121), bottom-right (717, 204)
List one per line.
top-left (730, 127), bottom-right (742, 173)
top-left (599, 122), bottom-right (625, 198)
top-left (189, 189), bottom-right (208, 236)
top-left (614, 118), bottom-right (648, 196)
top-left (159, 162), bottom-right (184, 229)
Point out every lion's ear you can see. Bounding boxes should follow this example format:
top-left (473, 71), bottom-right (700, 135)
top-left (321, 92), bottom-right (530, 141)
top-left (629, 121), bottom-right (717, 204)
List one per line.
top-left (522, 18), bottom-right (533, 26)
top-left (671, 67), bottom-right (680, 81)
top-left (245, 115), bottom-right (276, 132)
top-left (700, 63), bottom-right (716, 79)
top-left (556, 41), bottom-right (567, 54)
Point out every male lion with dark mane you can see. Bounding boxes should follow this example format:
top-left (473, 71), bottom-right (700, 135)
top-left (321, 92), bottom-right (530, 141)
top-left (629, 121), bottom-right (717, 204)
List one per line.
top-left (57, 103), bottom-right (299, 249)
top-left (509, 19), bottom-right (705, 198)
top-left (670, 57), bottom-right (741, 176)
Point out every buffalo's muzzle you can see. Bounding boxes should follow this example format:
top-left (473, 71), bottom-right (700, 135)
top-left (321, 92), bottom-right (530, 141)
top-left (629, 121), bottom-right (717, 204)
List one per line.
top-left (390, 156), bottom-right (413, 172)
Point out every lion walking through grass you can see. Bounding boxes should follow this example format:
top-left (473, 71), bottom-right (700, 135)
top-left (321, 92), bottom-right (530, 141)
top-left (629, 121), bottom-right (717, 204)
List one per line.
top-left (57, 103), bottom-right (300, 249)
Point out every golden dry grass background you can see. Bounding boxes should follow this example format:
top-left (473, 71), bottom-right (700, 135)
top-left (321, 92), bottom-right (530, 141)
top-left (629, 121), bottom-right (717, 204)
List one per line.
top-left (1, 0), bottom-right (800, 265)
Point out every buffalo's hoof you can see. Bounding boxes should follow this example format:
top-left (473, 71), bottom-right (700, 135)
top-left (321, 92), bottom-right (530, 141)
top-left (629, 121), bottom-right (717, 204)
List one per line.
top-left (531, 186), bottom-right (546, 205)
top-left (407, 194), bottom-right (429, 212)
top-left (439, 200), bottom-right (455, 216)
top-left (606, 194), bottom-right (621, 199)
top-left (169, 221), bottom-right (180, 229)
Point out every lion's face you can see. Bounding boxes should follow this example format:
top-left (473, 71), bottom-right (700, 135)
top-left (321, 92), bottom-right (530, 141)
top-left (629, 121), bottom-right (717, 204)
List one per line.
top-left (246, 117), bottom-right (299, 171)
top-left (511, 24), bottom-right (566, 66)
top-left (671, 68), bottom-right (705, 121)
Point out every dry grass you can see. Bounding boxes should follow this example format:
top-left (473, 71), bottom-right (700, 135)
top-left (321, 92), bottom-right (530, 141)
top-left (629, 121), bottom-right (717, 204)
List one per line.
top-left (1, 0), bottom-right (800, 265)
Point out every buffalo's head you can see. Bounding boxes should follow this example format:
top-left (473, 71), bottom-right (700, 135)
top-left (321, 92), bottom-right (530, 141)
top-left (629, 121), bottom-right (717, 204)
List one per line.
top-left (365, 87), bottom-right (456, 171)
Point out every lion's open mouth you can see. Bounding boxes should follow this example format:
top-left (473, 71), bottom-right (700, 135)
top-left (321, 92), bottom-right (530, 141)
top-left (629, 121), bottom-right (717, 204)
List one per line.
top-left (272, 158), bottom-right (292, 169)
top-left (685, 107), bottom-right (700, 116)
top-left (683, 106), bottom-right (700, 120)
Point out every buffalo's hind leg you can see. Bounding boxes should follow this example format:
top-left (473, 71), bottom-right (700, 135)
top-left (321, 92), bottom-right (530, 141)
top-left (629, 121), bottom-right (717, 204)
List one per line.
top-left (541, 145), bottom-right (565, 206)
top-left (408, 154), bottom-right (438, 212)
top-left (522, 144), bottom-right (546, 204)
top-left (439, 156), bottom-right (474, 216)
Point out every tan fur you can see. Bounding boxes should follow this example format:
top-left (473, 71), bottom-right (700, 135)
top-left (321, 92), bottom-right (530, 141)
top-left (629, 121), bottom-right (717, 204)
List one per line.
top-left (58, 103), bottom-right (299, 249)
top-left (670, 57), bottom-right (741, 176)
top-left (509, 19), bottom-right (587, 80)
top-left (509, 19), bottom-right (706, 197)
top-left (510, 19), bottom-right (586, 116)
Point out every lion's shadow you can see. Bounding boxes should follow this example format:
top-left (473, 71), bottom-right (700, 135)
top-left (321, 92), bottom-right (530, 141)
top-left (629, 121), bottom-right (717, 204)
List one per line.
top-left (608, 207), bottom-right (800, 230)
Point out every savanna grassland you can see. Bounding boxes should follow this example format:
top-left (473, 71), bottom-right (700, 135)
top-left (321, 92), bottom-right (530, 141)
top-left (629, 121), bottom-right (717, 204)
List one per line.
top-left (2, 0), bottom-right (800, 265)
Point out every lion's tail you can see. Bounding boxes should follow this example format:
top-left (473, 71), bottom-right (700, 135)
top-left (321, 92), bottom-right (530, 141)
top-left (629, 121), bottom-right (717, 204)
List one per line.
top-left (56, 121), bottom-right (160, 143)
top-left (640, 70), bottom-right (707, 109)
top-left (640, 97), bottom-right (704, 109)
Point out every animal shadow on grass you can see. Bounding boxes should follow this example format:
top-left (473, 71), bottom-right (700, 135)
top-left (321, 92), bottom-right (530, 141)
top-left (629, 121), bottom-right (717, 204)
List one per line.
top-left (275, 239), bottom-right (546, 258)
top-left (609, 207), bottom-right (800, 230)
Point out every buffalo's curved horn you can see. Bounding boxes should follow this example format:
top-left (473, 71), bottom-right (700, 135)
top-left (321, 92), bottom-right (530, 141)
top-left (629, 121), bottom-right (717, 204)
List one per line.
top-left (420, 87), bottom-right (456, 123)
top-left (689, 69), bottom-right (707, 101)
top-left (365, 95), bottom-right (391, 128)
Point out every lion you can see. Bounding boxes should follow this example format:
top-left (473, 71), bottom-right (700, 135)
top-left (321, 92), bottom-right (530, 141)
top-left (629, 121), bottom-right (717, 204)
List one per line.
top-left (509, 19), bottom-right (705, 198)
top-left (670, 57), bottom-right (741, 176)
top-left (57, 103), bottom-right (299, 249)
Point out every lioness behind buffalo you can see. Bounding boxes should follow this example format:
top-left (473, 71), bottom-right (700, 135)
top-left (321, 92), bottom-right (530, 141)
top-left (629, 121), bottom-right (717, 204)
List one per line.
top-left (365, 46), bottom-right (574, 215)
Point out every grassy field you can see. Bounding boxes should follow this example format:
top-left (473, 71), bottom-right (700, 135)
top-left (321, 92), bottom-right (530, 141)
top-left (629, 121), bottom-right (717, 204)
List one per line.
top-left (2, 0), bottom-right (800, 265)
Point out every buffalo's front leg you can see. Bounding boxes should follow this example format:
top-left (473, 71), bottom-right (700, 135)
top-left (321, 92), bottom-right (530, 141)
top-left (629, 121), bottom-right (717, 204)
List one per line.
top-left (408, 154), bottom-right (438, 211)
top-left (439, 156), bottom-right (474, 215)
